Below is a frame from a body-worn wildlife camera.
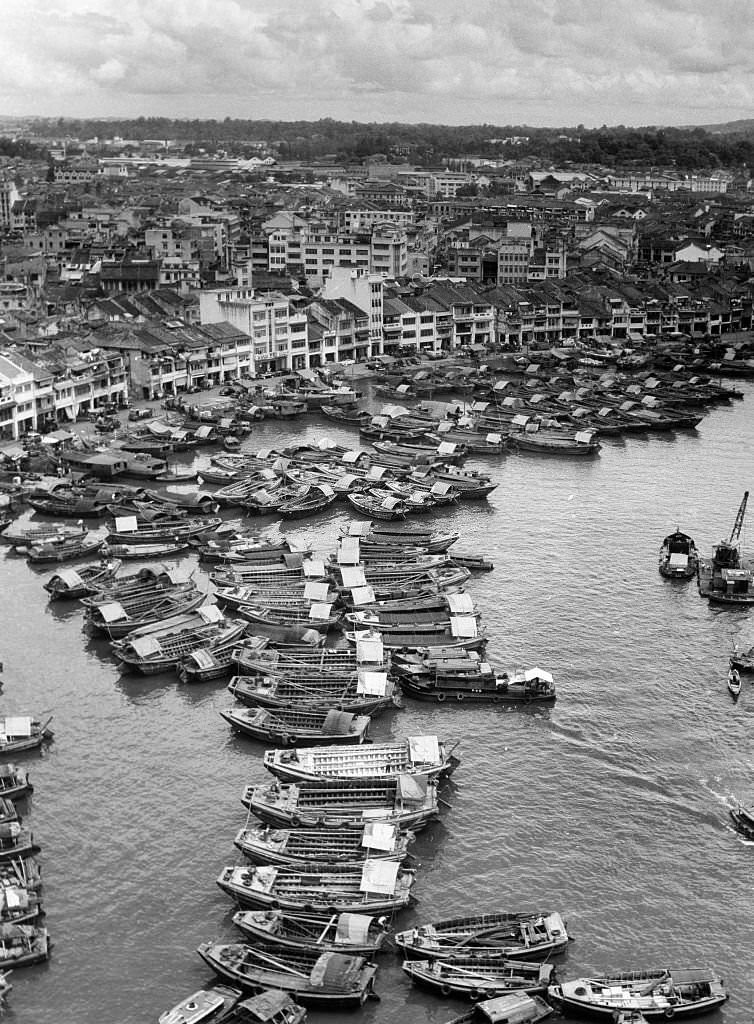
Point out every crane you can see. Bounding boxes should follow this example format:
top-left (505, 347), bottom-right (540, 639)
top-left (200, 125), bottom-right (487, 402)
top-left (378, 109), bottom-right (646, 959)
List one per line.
top-left (729, 491), bottom-right (749, 546)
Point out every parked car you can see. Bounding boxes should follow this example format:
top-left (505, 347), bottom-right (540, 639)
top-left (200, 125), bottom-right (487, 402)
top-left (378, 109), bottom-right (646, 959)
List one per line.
top-left (128, 408), bottom-right (152, 421)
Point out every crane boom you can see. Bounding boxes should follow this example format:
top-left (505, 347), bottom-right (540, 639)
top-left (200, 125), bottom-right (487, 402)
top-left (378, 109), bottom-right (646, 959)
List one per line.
top-left (729, 491), bottom-right (749, 545)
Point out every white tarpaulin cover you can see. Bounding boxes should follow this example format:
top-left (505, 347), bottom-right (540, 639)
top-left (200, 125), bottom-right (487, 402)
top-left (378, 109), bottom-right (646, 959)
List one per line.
top-left (357, 670), bottom-right (388, 696)
top-left (437, 421), bottom-right (452, 433)
top-left (341, 566), bottom-right (367, 589)
top-left (361, 822), bottom-right (397, 851)
top-left (57, 568), bottom-right (84, 587)
top-left (344, 521), bottom-right (373, 536)
top-left (437, 441), bottom-right (457, 455)
top-left (335, 913), bottom-right (374, 945)
top-left (338, 537), bottom-right (360, 564)
top-left (98, 601), bottom-right (127, 623)
top-left (350, 586), bottom-right (376, 607)
top-left (2, 717), bottom-right (31, 737)
top-left (524, 667), bottom-right (554, 683)
top-left (366, 466), bottom-right (387, 480)
top-left (114, 515), bottom-right (138, 533)
top-left (303, 559), bottom-right (326, 578)
top-left (574, 431), bottom-right (595, 444)
top-left (668, 553), bottom-right (689, 568)
top-left (447, 593), bottom-right (475, 614)
top-left (486, 433), bottom-right (502, 443)
top-left (304, 581), bottom-right (330, 601)
top-left (409, 735), bottom-right (440, 764)
top-left (129, 636), bottom-right (162, 657)
top-left (356, 635), bottom-right (384, 664)
top-left (198, 604), bottom-right (223, 624)
top-left (360, 859), bottom-right (399, 895)
top-left (450, 615), bottom-right (478, 638)
top-left (309, 603), bottom-right (333, 619)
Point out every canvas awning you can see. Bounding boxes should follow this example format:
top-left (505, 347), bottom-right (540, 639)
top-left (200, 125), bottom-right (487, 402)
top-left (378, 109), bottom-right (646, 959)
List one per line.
top-left (198, 604), bottom-right (223, 624)
top-left (356, 670), bottom-right (388, 696)
top-left (447, 593), bottom-right (475, 615)
top-left (408, 735), bottom-right (440, 764)
top-left (303, 559), bottom-right (326, 578)
top-left (350, 585), bottom-right (376, 607)
top-left (360, 859), bottom-right (399, 895)
top-left (309, 602), bottom-right (333, 620)
top-left (356, 634), bottom-right (384, 664)
top-left (341, 566), bottom-right (367, 589)
top-left (335, 913), bottom-right (374, 945)
top-left (322, 709), bottom-right (355, 735)
top-left (98, 601), bottom-right (127, 623)
top-left (450, 615), bottom-right (478, 638)
top-left (304, 581), bottom-right (330, 602)
top-left (361, 821), bottom-right (397, 851)
top-left (114, 515), bottom-right (138, 533)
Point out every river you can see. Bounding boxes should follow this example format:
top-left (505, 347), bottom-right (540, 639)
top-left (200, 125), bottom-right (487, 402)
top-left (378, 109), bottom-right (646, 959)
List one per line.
top-left (0, 382), bottom-right (752, 1023)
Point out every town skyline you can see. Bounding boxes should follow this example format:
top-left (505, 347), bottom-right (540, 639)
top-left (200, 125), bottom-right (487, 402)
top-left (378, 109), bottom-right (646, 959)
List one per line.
top-left (3, 0), bottom-right (753, 128)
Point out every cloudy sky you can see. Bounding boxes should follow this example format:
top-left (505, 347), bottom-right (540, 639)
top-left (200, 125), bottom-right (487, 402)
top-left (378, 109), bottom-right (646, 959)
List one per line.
top-left (2, 0), bottom-right (752, 127)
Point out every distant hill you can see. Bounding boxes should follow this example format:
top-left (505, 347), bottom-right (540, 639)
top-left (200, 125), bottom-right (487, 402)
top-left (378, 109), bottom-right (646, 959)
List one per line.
top-left (696, 119), bottom-right (754, 136)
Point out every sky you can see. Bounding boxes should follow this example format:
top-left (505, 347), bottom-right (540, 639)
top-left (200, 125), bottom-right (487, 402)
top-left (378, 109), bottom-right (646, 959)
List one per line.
top-left (2, 0), bottom-right (754, 128)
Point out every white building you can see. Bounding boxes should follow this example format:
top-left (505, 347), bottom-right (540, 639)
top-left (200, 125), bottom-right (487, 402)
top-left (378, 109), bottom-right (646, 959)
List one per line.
top-left (199, 287), bottom-right (308, 373)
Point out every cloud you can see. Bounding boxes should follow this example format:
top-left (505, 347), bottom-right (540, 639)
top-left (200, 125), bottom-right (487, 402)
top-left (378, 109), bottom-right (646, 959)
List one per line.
top-left (0, 0), bottom-right (753, 125)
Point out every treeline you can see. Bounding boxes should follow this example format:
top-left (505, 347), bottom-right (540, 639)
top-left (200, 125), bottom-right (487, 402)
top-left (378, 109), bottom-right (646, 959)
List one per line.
top-left (0, 137), bottom-right (48, 160)
top-left (18, 117), bottom-right (754, 170)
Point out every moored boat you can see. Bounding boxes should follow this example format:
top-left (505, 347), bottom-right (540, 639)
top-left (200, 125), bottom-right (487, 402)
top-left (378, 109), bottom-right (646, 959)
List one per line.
top-left (26, 535), bottom-right (103, 564)
top-left (263, 736), bottom-right (459, 783)
top-left (233, 822), bottom-right (413, 867)
top-left (727, 666), bottom-right (742, 699)
top-left (233, 910), bottom-right (388, 957)
top-left (242, 775), bottom-right (439, 831)
top-left (658, 530), bottom-right (699, 580)
top-left (216, 861), bottom-right (416, 915)
top-left (220, 707), bottom-right (370, 747)
top-left (158, 984), bottom-right (243, 1024)
top-left (0, 765), bottom-right (33, 803)
top-left (197, 943), bottom-right (378, 1008)
top-left (402, 957), bottom-right (554, 999)
top-left (43, 558), bottom-right (122, 599)
top-left (547, 966), bottom-right (728, 1019)
top-left (0, 716), bottom-right (53, 755)
top-left (443, 992), bottom-right (554, 1024)
top-left (0, 923), bottom-right (49, 968)
top-left (395, 911), bottom-right (569, 961)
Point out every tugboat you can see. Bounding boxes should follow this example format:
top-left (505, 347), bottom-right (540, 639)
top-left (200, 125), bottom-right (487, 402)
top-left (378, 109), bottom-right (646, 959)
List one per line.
top-left (658, 529), bottom-right (699, 579)
top-left (698, 492), bottom-right (754, 605)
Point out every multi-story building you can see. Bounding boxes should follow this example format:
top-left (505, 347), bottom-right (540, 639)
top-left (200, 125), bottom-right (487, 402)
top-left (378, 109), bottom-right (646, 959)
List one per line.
top-left (321, 268), bottom-right (384, 354)
top-left (199, 286), bottom-right (308, 374)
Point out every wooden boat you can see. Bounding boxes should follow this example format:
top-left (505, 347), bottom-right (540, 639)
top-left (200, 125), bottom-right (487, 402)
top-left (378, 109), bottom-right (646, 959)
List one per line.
top-left (1, 524), bottom-right (88, 547)
top-left (233, 646), bottom-right (383, 678)
top-left (100, 541), bottom-right (191, 560)
top-left (227, 675), bottom-right (397, 717)
top-left (0, 766), bottom-right (33, 803)
top-left (106, 514), bottom-right (222, 544)
top-left (443, 992), bottom-right (554, 1024)
top-left (153, 468), bottom-right (198, 483)
top-left (263, 737), bottom-right (459, 784)
top-left (395, 911), bottom-right (570, 961)
top-left (0, 825), bottom-right (41, 863)
top-left (233, 822), bottom-right (413, 867)
top-left (26, 494), bottom-right (105, 517)
top-left (142, 489), bottom-right (219, 513)
top-left (393, 653), bottom-right (556, 704)
top-left (730, 641), bottom-right (754, 673)
top-left (197, 942), bottom-right (378, 1008)
top-left (0, 716), bottom-right (53, 755)
top-left (86, 585), bottom-right (205, 638)
top-left (242, 776), bottom-right (440, 832)
top-left (112, 613), bottom-right (246, 675)
top-left (508, 427), bottom-right (600, 456)
top-left (0, 803), bottom-right (17, 828)
top-left (279, 485), bottom-right (337, 519)
top-left (658, 530), bottom-right (699, 580)
top-left (217, 861), bottom-right (416, 915)
top-left (345, 623), bottom-right (486, 653)
top-left (320, 405), bottom-right (370, 425)
top-left (0, 923), bottom-right (49, 968)
top-left (547, 967), bottom-right (728, 1019)
top-left (347, 492), bottom-right (407, 520)
top-left (43, 558), bottom-right (121, 599)
top-left (450, 553), bottom-right (494, 572)
top-left (236, 606), bottom-right (340, 640)
top-left (177, 635), bottom-right (268, 685)
top-left (80, 565), bottom-right (187, 606)
top-left (402, 958), bottom-right (554, 999)
top-left (729, 801), bottom-right (754, 839)
top-left (158, 984), bottom-right (243, 1024)
top-left (727, 666), bottom-right (742, 699)
top-left (220, 707), bottom-right (370, 747)
top-left (0, 875), bottom-right (45, 926)
top-left (26, 535), bottom-right (103, 564)
top-left (233, 910), bottom-right (388, 957)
